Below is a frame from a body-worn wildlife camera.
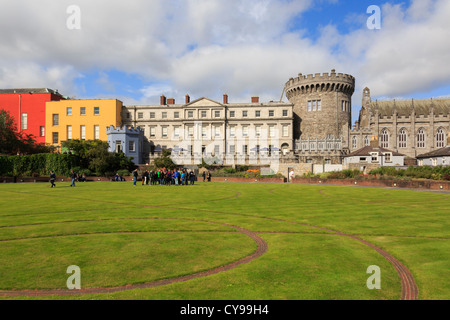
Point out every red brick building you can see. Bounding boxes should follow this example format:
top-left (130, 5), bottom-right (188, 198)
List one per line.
top-left (0, 88), bottom-right (65, 143)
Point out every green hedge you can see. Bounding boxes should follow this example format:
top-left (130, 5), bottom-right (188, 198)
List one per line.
top-left (0, 153), bottom-right (79, 177)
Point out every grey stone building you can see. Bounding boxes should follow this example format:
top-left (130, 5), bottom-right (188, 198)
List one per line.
top-left (284, 69), bottom-right (355, 164)
top-left (351, 88), bottom-right (450, 160)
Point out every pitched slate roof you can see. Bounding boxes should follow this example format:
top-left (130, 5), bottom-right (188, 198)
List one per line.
top-left (367, 99), bottom-right (450, 117)
top-left (345, 146), bottom-right (405, 157)
top-left (416, 146), bottom-right (450, 158)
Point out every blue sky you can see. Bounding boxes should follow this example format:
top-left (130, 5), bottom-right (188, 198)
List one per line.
top-left (1, 0), bottom-right (449, 122)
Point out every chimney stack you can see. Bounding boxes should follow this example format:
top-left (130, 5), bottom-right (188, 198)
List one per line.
top-left (370, 135), bottom-right (379, 148)
top-left (160, 95), bottom-right (166, 105)
top-left (185, 94), bottom-right (190, 104)
top-left (223, 94), bottom-right (228, 104)
top-left (167, 98), bottom-right (175, 105)
top-left (252, 96), bottom-right (259, 103)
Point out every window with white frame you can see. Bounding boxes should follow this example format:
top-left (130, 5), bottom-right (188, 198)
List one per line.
top-left (201, 110), bottom-right (207, 118)
top-left (94, 107), bottom-right (100, 115)
top-left (214, 126), bottom-right (221, 137)
top-left (269, 110), bottom-right (274, 117)
top-left (352, 136), bottom-right (357, 149)
top-left (283, 110), bottom-right (288, 116)
top-left (214, 145), bottom-right (220, 155)
top-left (385, 152), bottom-right (391, 162)
top-left (52, 114), bottom-right (59, 126)
top-left (255, 110), bottom-right (261, 117)
top-left (21, 113), bottom-right (27, 130)
top-left (229, 145), bottom-right (235, 154)
top-left (255, 126), bottom-right (261, 137)
top-left (150, 126), bottom-right (156, 137)
top-left (138, 112), bottom-right (143, 119)
top-left (162, 127), bottom-right (168, 138)
top-left (417, 128), bottom-right (426, 148)
top-left (174, 126), bottom-right (180, 138)
top-left (67, 125), bottom-right (72, 140)
top-left (380, 129), bottom-right (389, 148)
top-left (66, 107), bottom-right (72, 116)
top-left (215, 110), bottom-right (220, 118)
top-left (80, 107), bottom-right (86, 116)
top-left (308, 101), bottom-right (312, 112)
top-left (242, 126), bottom-right (249, 137)
top-left (129, 141), bottom-right (135, 152)
top-left (398, 128), bottom-right (407, 148)
top-left (436, 128), bottom-right (445, 148)
top-left (162, 112), bottom-right (167, 119)
top-left (40, 126), bottom-right (45, 137)
top-left (188, 126), bottom-right (194, 137)
top-left (202, 126), bottom-right (207, 138)
top-left (174, 112), bottom-right (180, 119)
top-left (364, 136), bottom-right (369, 146)
top-left (229, 126), bottom-right (236, 137)
top-left (80, 125), bottom-right (86, 140)
top-left (188, 111), bottom-right (194, 118)
top-left (371, 152), bottom-right (379, 162)
top-left (229, 111), bottom-right (235, 118)
top-left (150, 112), bottom-right (155, 119)
top-left (242, 111), bottom-right (248, 117)
top-left (94, 125), bottom-right (99, 140)
top-left (269, 125), bottom-right (275, 138)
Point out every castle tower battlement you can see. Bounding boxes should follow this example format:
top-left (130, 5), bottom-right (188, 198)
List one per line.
top-left (284, 70), bottom-right (355, 156)
top-left (285, 69), bottom-right (355, 100)
top-left (107, 125), bottom-right (144, 135)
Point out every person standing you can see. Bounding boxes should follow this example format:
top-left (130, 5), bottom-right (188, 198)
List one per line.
top-left (132, 169), bottom-right (138, 186)
top-left (207, 171), bottom-right (211, 182)
top-left (50, 170), bottom-right (56, 188)
top-left (70, 170), bottom-right (77, 187)
top-left (202, 171), bottom-right (206, 182)
top-left (289, 170), bottom-right (295, 182)
top-left (190, 170), bottom-right (195, 185)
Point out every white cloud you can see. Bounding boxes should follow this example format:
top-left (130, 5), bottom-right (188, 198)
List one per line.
top-left (0, 0), bottom-right (449, 114)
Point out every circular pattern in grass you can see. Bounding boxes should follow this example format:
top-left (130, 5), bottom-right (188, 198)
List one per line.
top-left (0, 223), bottom-right (257, 291)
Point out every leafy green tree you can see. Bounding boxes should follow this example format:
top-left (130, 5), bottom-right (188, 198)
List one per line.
top-left (153, 149), bottom-right (177, 169)
top-left (0, 110), bottom-right (54, 155)
top-left (61, 139), bottom-right (135, 176)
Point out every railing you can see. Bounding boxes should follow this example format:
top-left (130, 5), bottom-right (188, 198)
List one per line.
top-left (295, 138), bottom-right (343, 152)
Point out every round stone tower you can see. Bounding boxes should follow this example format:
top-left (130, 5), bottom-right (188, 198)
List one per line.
top-left (284, 69), bottom-right (355, 142)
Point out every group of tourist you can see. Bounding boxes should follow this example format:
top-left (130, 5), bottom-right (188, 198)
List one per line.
top-left (131, 168), bottom-right (212, 186)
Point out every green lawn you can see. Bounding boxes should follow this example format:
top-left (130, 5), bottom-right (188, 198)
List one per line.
top-left (0, 181), bottom-right (448, 300)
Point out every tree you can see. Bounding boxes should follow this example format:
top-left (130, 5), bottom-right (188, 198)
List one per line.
top-left (0, 110), bottom-right (53, 155)
top-left (153, 149), bottom-right (177, 170)
top-left (61, 139), bottom-right (135, 175)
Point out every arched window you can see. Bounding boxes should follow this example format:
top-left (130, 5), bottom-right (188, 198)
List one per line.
top-left (398, 128), bottom-right (407, 148)
top-left (380, 129), bottom-right (389, 148)
top-left (352, 136), bottom-right (357, 149)
top-left (364, 136), bottom-right (369, 146)
top-left (436, 128), bottom-right (445, 148)
top-left (417, 128), bottom-right (426, 148)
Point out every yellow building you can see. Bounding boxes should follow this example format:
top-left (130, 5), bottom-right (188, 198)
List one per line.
top-left (45, 99), bottom-right (123, 147)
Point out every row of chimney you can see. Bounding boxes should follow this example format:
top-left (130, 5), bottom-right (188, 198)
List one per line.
top-left (160, 94), bottom-right (260, 106)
